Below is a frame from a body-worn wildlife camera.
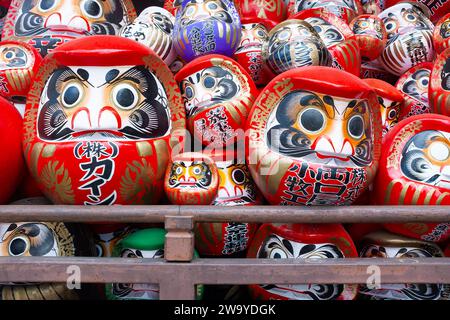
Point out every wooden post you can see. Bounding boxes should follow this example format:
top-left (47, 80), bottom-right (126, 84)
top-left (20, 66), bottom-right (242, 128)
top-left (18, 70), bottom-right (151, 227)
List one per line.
top-left (164, 216), bottom-right (195, 262)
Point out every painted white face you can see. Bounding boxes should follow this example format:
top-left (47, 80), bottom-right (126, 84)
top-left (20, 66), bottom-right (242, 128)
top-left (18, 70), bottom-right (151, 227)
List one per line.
top-left (0, 223), bottom-right (59, 257)
top-left (168, 160), bottom-right (213, 190)
top-left (236, 23), bottom-right (268, 54)
top-left (0, 45), bottom-right (32, 69)
top-left (265, 90), bottom-right (373, 168)
top-left (257, 234), bottom-right (345, 300)
top-left (112, 248), bottom-right (164, 300)
top-left (400, 130), bottom-right (450, 190)
top-left (213, 161), bottom-right (256, 206)
top-left (295, 0), bottom-right (358, 15)
top-left (360, 244), bottom-right (443, 300)
top-left (379, 3), bottom-right (434, 42)
top-left (305, 17), bottom-right (345, 48)
top-left (179, 66), bottom-right (240, 118)
top-left (37, 65), bottom-right (171, 142)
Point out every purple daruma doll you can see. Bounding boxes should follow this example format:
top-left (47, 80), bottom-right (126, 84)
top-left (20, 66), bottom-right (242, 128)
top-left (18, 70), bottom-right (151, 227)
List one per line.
top-left (173, 0), bottom-right (241, 62)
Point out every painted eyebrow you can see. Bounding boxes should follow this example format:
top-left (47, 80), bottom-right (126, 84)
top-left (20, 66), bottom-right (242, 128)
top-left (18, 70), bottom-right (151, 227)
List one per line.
top-left (100, 71), bottom-right (142, 88)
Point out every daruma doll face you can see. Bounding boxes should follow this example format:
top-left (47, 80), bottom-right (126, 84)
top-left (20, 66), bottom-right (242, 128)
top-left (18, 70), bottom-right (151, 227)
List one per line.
top-left (22, 36), bottom-right (186, 205)
top-left (246, 66), bottom-right (381, 205)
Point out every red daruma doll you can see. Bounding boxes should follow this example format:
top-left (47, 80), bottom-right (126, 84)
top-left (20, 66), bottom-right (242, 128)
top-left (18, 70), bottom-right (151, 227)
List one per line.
top-left (22, 36), bottom-right (186, 205)
top-left (429, 48), bottom-right (450, 116)
top-left (247, 66), bottom-right (382, 205)
top-left (175, 54), bottom-right (257, 147)
top-left (373, 114), bottom-right (450, 243)
top-left (164, 150), bottom-right (262, 256)
top-left (247, 223), bottom-right (358, 300)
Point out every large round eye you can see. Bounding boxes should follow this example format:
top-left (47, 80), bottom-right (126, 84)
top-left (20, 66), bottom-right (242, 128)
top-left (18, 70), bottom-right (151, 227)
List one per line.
top-left (417, 75), bottom-right (429, 89)
top-left (81, 0), bottom-right (103, 19)
top-left (112, 83), bottom-right (139, 110)
top-left (360, 21), bottom-right (369, 28)
top-left (203, 76), bottom-right (216, 89)
top-left (122, 249), bottom-right (137, 258)
top-left (428, 141), bottom-right (450, 162)
top-left (384, 20), bottom-right (398, 33)
top-left (185, 86), bottom-right (194, 99)
top-left (269, 248), bottom-right (288, 259)
top-left (256, 29), bottom-right (266, 38)
top-left (277, 29), bottom-right (291, 41)
top-left (193, 166), bottom-right (202, 175)
top-left (39, 0), bottom-right (57, 12)
top-left (347, 114), bottom-right (365, 139)
top-left (175, 166), bottom-right (183, 175)
top-left (405, 13), bottom-right (417, 22)
top-left (8, 236), bottom-right (30, 256)
top-left (207, 1), bottom-right (219, 10)
top-left (62, 82), bottom-right (83, 108)
top-left (387, 108), bottom-right (398, 120)
top-left (95, 244), bottom-right (103, 257)
top-left (3, 50), bottom-right (15, 60)
top-left (298, 108), bottom-right (326, 134)
top-left (184, 5), bottom-right (196, 17)
top-left (232, 168), bottom-right (246, 185)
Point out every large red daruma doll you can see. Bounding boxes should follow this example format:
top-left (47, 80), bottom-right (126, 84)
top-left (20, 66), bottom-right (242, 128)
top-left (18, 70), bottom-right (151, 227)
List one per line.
top-left (429, 48), bottom-right (450, 116)
top-left (247, 223), bottom-right (358, 300)
top-left (175, 54), bottom-right (257, 147)
top-left (373, 114), bottom-right (450, 242)
top-left (22, 36), bottom-right (186, 205)
top-left (0, 95), bottom-right (23, 204)
top-left (247, 66), bottom-right (382, 205)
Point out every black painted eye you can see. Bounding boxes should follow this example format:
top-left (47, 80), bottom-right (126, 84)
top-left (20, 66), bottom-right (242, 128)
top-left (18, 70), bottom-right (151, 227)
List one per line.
top-left (347, 114), bottom-right (365, 139)
top-left (203, 76), bottom-right (216, 89)
top-left (9, 236), bottom-right (30, 256)
top-left (185, 86), bottom-right (194, 99)
top-left (4, 50), bottom-right (14, 59)
top-left (406, 13), bottom-right (417, 22)
top-left (62, 83), bottom-right (83, 108)
top-left (232, 168), bottom-right (246, 185)
top-left (39, 0), bottom-right (57, 12)
top-left (388, 109), bottom-right (397, 120)
top-left (112, 83), bottom-right (138, 110)
top-left (81, 0), bottom-right (103, 19)
top-left (207, 2), bottom-right (218, 10)
top-left (298, 108), bottom-right (326, 133)
top-left (269, 248), bottom-right (288, 259)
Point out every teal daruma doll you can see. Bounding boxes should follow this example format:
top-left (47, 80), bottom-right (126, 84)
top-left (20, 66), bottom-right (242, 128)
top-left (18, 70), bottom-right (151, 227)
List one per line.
top-left (105, 228), bottom-right (204, 300)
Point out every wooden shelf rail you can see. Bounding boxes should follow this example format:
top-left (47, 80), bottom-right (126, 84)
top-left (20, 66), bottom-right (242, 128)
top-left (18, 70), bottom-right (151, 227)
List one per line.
top-left (0, 205), bottom-right (449, 299)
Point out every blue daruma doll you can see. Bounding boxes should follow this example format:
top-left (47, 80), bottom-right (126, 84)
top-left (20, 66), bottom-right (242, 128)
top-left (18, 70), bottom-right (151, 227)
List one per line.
top-left (173, 0), bottom-right (241, 62)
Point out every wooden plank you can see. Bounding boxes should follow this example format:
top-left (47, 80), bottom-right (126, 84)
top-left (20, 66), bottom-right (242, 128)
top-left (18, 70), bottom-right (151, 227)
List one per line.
top-left (0, 205), bottom-right (448, 223)
top-left (0, 257), bottom-right (448, 284)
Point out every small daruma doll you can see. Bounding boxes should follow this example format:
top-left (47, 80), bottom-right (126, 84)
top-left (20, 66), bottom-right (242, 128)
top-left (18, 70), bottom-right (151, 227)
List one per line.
top-left (164, 152), bottom-right (219, 205)
top-left (395, 62), bottom-right (433, 119)
top-left (175, 54), bottom-right (257, 147)
top-left (234, 23), bottom-right (271, 86)
top-left (373, 114), bottom-right (450, 242)
top-left (350, 14), bottom-right (387, 61)
top-left (294, 9), bottom-right (361, 76)
top-left (106, 228), bottom-right (204, 300)
top-left (247, 223), bottom-right (358, 300)
top-left (173, 0), bottom-right (241, 62)
top-left (194, 150), bottom-right (261, 256)
top-left (22, 36), bottom-right (186, 205)
top-left (120, 7), bottom-right (176, 65)
top-left (0, 40), bottom-right (42, 99)
top-left (247, 66), bottom-right (382, 205)
top-left (359, 231), bottom-right (450, 300)
top-left (433, 13), bottom-right (450, 54)
top-left (363, 78), bottom-right (404, 137)
top-left (378, 2), bottom-right (435, 76)
top-left (262, 19), bottom-right (332, 75)
top-left (429, 48), bottom-right (450, 116)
